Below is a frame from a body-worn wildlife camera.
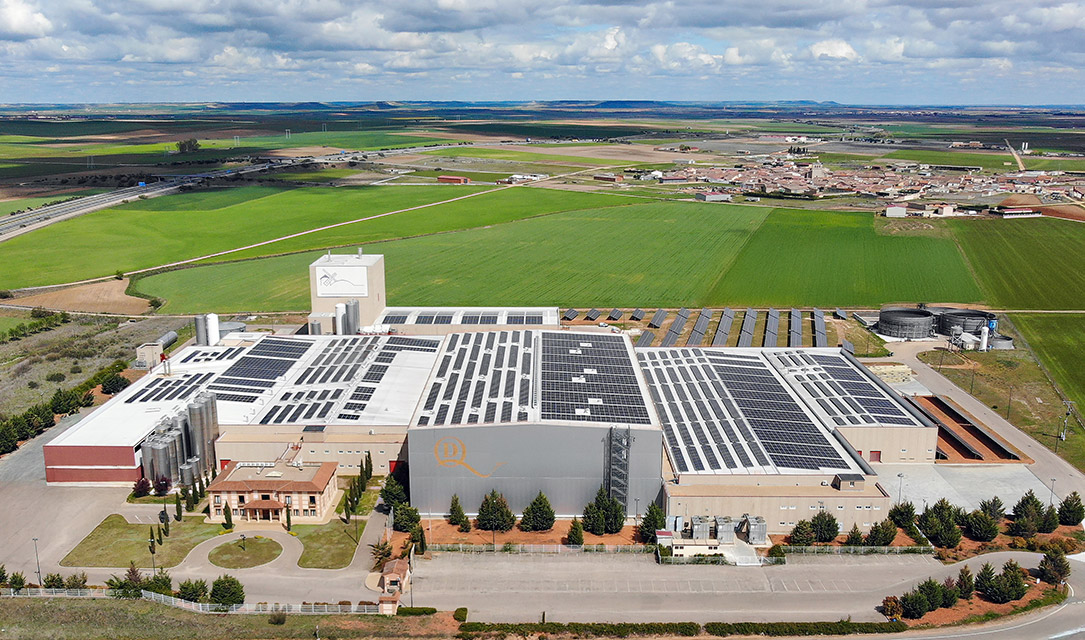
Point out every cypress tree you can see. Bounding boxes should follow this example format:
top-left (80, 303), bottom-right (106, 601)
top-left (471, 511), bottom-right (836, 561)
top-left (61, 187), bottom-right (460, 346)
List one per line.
top-left (567, 517), bottom-right (584, 546)
top-left (174, 494), bottom-right (183, 522)
top-left (638, 502), bottom-right (667, 543)
top-left (519, 491), bottom-right (556, 532)
top-left (223, 503), bottom-right (233, 529)
top-left (844, 523), bottom-right (864, 546)
top-left (1059, 491), bottom-right (1085, 526)
top-left (957, 565), bottom-right (975, 599)
top-left (448, 494), bottom-right (468, 527)
top-left (285, 507), bottom-right (292, 532)
top-left (477, 490), bottom-right (515, 532)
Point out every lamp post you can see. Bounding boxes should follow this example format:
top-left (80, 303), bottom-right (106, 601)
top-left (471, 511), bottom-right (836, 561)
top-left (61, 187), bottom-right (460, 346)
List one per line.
top-left (897, 473), bottom-right (905, 504)
top-left (240, 534), bottom-right (246, 551)
top-left (969, 361), bottom-right (978, 395)
top-left (1050, 478), bottom-right (1057, 507)
top-left (32, 537), bottom-right (42, 587)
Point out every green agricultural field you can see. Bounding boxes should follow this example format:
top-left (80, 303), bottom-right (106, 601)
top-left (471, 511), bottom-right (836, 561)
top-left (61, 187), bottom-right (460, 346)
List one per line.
top-left (422, 147), bottom-right (625, 166)
top-left (266, 168), bottom-right (362, 182)
top-left (706, 209), bottom-right (984, 307)
top-left (212, 186), bottom-right (643, 261)
top-left (400, 169), bottom-right (513, 182)
top-left (949, 217), bottom-right (1085, 309)
top-left (1012, 314), bottom-right (1085, 413)
top-left (0, 185), bottom-right (491, 288)
top-left (882, 149), bottom-right (1016, 171)
top-left (136, 201), bottom-right (770, 312)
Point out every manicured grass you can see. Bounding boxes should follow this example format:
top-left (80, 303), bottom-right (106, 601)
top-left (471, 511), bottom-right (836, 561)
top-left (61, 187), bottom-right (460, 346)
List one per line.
top-left (0, 185), bottom-right (489, 288)
top-left (0, 598), bottom-right (445, 640)
top-left (213, 186), bottom-right (643, 261)
top-left (138, 201), bottom-right (769, 312)
top-left (294, 519), bottom-right (364, 569)
top-left (208, 536), bottom-right (283, 569)
top-left (61, 515), bottom-right (220, 568)
top-left (1012, 314), bottom-right (1085, 415)
top-left (706, 208), bottom-right (983, 307)
top-left (949, 217), bottom-right (1085, 309)
top-left (422, 147), bottom-right (625, 166)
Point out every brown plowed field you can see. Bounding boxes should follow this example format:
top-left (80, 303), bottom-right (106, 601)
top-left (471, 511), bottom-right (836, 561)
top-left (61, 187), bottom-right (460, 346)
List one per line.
top-left (14, 279), bottom-right (150, 315)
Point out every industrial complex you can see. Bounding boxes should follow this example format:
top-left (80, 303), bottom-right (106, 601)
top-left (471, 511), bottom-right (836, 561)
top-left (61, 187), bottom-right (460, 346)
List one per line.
top-left (40, 250), bottom-right (955, 537)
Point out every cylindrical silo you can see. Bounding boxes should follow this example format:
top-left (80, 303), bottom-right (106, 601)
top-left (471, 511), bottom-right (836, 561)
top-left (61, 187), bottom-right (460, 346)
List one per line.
top-left (877, 308), bottom-right (935, 339)
top-left (334, 303), bottom-right (347, 335)
top-left (194, 316), bottom-right (208, 346)
top-left (172, 415), bottom-right (189, 459)
top-left (166, 431), bottom-right (181, 483)
top-left (989, 335), bottom-right (1014, 350)
top-left (346, 299), bottom-right (360, 334)
top-left (156, 331), bottom-right (179, 349)
top-left (186, 402), bottom-right (204, 463)
top-left (205, 314), bottom-right (220, 346)
top-left (179, 463), bottom-right (194, 486)
top-left (979, 325), bottom-right (990, 351)
top-left (141, 439), bottom-right (157, 480)
top-left (151, 442), bottom-right (170, 483)
top-left (938, 309), bottom-right (995, 336)
top-left (308, 320), bottom-right (322, 336)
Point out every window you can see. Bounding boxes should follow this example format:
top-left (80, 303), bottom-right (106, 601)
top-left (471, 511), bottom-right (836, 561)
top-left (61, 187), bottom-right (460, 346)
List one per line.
top-left (324, 450), bottom-right (329, 454)
top-left (780, 505), bottom-right (788, 510)
top-left (837, 505), bottom-right (844, 510)
top-left (856, 505), bottom-right (862, 510)
top-left (293, 509), bottom-right (299, 516)
top-left (261, 494), bottom-right (270, 501)
top-left (309, 449), bottom-right (315, 454)
top-left (379, 450), bottom-right (385, 454)
top-left (215, 508), bottom-right (222, 516)
top-left (338, 450), bottom-right (343, 454)
top-left (789, 505), bottom-right (796, 510)
top-left (874, 505), bottom-right (881, 510)
top-left (810, 505), bottom-right (817, 510)
top-left (214, 496), bottom-right (221, 505)
top-left (309, 495), bottom-right (316, 506)
top-left (238, 495), bottom-right (245, 505)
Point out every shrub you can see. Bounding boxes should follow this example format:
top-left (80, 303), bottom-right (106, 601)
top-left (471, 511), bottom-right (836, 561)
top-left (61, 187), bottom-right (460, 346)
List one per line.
top-left (8, 572), bottom-right (26, 593)
top-left (865, 519), bottom-right (898, 547)
top-left (581, 486), bottom-right (624, 535)
top-left (64, 572), bottom-right (88, 590)
top-left (916, 578), bottom-right (943, 611)
top-left (42, 573), bottom-right (64, 589)
top-left (153, 475), bottom-right (171, 497)
top-left (566, 517), bottom-right (584, 546)
top-left (132, 477), bottom-right (151, 498)
top-left (100, 373), bottom-right (131, 395)
top-left (269, 611), bottom-right (287, 625)
top-left (0, 565), bottom-right (6, 586)
top-left (704, 621), bottom-right (908, 636)
top-left (396, 606), bottom-right (437, 616)
top-left (941, 576), bottom-right (960, 608)
top-left (810, 511), bottom-right (839, 543)
top-left (392, 504), bottom-right (420, 533)
top-left (881, 595), bottom-right (903, 620)
top-left (477, 489), bottom-right (515, 532)
top-left (788, 520), bottom-right (815, 546)
top-left (448, 494), bottom-right (469, 528)
top-left (1039, 548), bottom-right (1072, 585)
top-left (889, 502), bottom-right (916, 528)
top-left (380, 476), bottom-right (408, 507)
top-left (1010, 516), bottom-right (1038, 538)
top-left (1059, 492), bottom-right (1085, 526)
top-left (768, 544), bottom-right (785, 558)
top-left (45, 372), bottom-right (66, 382)
top-left (900, 591), bottom-right (929, 619)
top-left (965, 511), bottom-right (1000, 542)
top-left (462, 622), bottom-right (701, 637)
top-left (519, 491), bottom-right (556, 532)
top-left (638, 502), bottom-right (666, 543)
top-left (178, 579), bottom-right (208, 602)
top-left (144, 570), bottom-right (173, 596)
top-left (454, 607), bottom-right (469, 622)
top-left (210, 575), bottom-right (245, 606)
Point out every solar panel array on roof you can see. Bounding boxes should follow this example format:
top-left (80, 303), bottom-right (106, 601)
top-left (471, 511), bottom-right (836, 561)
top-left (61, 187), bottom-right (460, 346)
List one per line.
top-left (248, 337), bottom-right (313, 360)
top-left (630, 309), bottom-right (645, 322)
top-left (380, 314), bottom-right (409, 324)
top-left (126, 372), bottom-right (213, 403)
top-left (608, 309), bottom-right (623, 321)
top-left (461, 313), bottom-right (498, 325)
top-left (712, 308), bottom-right (734, 347)
top-left (540, 332), bottom-right (653, 424)
top-left (585, 309), bottom-right (600, 321)
top-left (563, 309), bottom-right (578, 321)
top-left (737, 309), bottom-right (757, 348)
top-left (179, 347), bottom-right (245, 364)
top-left (813, 309), bottom-right (828, 347)
top-left (635, 331), bottom-right (655, 348)
top-left (638, 349), bottom-right (855, 474)
top-left (765, 309), bottom-right (780, 347)
top-left (788, 309), bottom-right (803, 347)
top-left (506, 312), bottom-right (544, 325)
top-left (293, 336), bottom-right (378, 386)
top-left (648, 309), bottom-right (667, 328)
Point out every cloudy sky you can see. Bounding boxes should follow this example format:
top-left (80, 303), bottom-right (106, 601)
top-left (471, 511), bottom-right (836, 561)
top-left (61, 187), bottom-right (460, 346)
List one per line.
top-left (0, 0), bottom-right (1082, 104)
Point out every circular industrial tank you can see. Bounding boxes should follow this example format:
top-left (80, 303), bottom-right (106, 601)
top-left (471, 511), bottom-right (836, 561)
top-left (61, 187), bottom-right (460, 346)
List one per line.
top-left (989, 335), bottom-right (1015, 350)
top-left (878, 308), bottom-right (935, 339)
top-left (938, 309), bottom-right (995, 336)
top-left (218, 321), bottom-right (246, 339)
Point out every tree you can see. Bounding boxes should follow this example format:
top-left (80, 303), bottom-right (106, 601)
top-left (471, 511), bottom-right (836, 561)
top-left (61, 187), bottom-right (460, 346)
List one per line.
top-left (1039, 505), bottom-right (1060, 534)
top-left (8, 572), bottom-right (26, 594)
top-left (889, 502), bottom-right (916, 528)
top-left (153, 475), bottom-right (171, 497)
top-left (210, 575), bottom-right (245, 606)
top-left (64, 572), bottom-right (88, 590)
top-left (1059, 491), bottom-right (1085, 526)
top-left (567, 517), bottom-right (584, 546)
top-left (285, 507), bottom-right (292, 532)
top-left (975, 562), bottom-right (996, 595)
top-left (364, 451), bottom-right (373, 483)
top-left (0, 564), bottom-right (6, 585)
top-left (941, 576), bottom-right (960, 608)
top-left (810, 511), bottom-right (839, 543)
top-left (789, 520), bottom-right (815, 546)
top-left (380, 476), bottom-right (408, 508)
top-left (132, 477), bottom-right (151, 498)
top-left (178, 578), bottom-right (208, 602)
top-left (145, 569), bottom-right (172, 596)
top-left (844, 523), bottom-right (864, 546)
top-left (1039, 548), bottom-right (1072, 585)
top-left (448, 494), bottom-right (469, 528)
top-left (416, 527), bottom-right (427, 555)
top-left (957, 565), bottom-right (975, 600)
top-left (865, 519), bottom-right (898, 547)
top-left (42, 573), bottom-right (64, 589)
top-left (582, 502), bottom-right (605, 536)
top-left (965, 511), bottom-right (999, 542)
top-left (583, 486), bottom-right (624, 535)
top-left (369, 540), bottom-right (392, 570)
top-left (638, 502), bottom-right (667, 543)
top-left (0, 421), bottom-right (16, 455)
top-left (900, 590), bottom-right (929, 619)
top-left (223, 503), bottom-right (233, 529)
top-left (477, 490), bottom-right (515, 532)
top-left (917, 578), bottom-right (943, 611)
top-left (1009, 515), bottom-right (1037, 538)
top-left (1013, 490), bottom-right (1044, 522)
top-left (392, 504), bottom-right (420, 533)
top-left (185, 485), bottom-right (196, 513)
top-left (107, 563), bottom-right (144, 599)
top-left (176, 138), bottom-right (201, 154)
top-left (519, 491), bottom-right (556, 532)
top-left (100, 373), bottom-right (131, 395)
top-left (882, 595), bottom-right (903, 620)
top-left (157, 525), bottom-right (164, 544)
top-left (979, 497), bottom-right (1005, 521)
top-left (985, 561), bottom-right (1028, 604)
top-left (174, 494), bottom-right (183, 522)
top-left (163, 515), bottom-right (170, 537)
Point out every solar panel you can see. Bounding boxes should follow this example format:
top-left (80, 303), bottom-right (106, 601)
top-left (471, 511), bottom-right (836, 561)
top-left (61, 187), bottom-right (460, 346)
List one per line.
top-left (381, 314), bottom-right (409, 324)
top-left (585, 309), bottom-right (600, 321)
top-left (635, 331), bottom-right (655, 348)
top-left (765, 309), bottom-right (779, 347)
top-left (712, 308), bottom-right (734, 347)
top-left (648, 309), bottom-right (667, 328)
top-left (563, 309), bottom-right (578, 321)
top-left (608, 308), bottom-right (623, 321)
top-left (630, 309), bottom-right (645, 321)
top-left (221, 356), bottom-right (294, 381)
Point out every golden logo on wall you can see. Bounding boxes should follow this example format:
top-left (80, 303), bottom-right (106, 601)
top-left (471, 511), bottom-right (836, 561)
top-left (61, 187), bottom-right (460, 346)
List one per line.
top-left (434, 437), bottom-right (505, 478)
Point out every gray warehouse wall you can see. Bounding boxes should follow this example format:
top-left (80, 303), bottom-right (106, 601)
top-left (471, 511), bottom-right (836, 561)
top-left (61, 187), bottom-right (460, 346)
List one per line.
top-left (407, 423), bottom-right (662, 518)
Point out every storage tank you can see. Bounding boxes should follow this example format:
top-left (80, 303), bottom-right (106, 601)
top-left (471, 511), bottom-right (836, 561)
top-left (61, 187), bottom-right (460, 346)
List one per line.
top-left (345, 299), bottom-right (360, 335)
top-left (877, 308), bottom-right (935, 339)
top-left (141, 439), bottom-right (157, 480)
top-left (334, 303), bottom-right (348, 335)
top-left (172, 415), bottom-right (188, 459)
top-left (194, 316), bottom-right (209, 346)
top-left (307, 319), bottom-right (323, 336)
top-left (186, 402), bottom-right (205, 463)
top-left (205, 313), bottom-right (220, 346)
top-left (151, 441), bottom-right (171, 483)
top-left (179, 463), bottom-right (194, 486)
top-left (155, 331), bottom-right (178, 349)
top-left (989, 335), bottom-right (1015, 350)
top-left (980, 325), bottom-right (990, 351)
top-left (938, 309), bottom-right (996, 336)
top-left (218, 321), bottom-right (246, 339)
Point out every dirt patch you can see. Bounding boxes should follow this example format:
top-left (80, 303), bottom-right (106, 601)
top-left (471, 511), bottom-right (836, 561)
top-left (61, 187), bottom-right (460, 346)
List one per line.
top-left (906, 585), bottom-right (1060, 627)
top-left (412, 518), bottom-right (640, 546)
top-left (13, 279), bottom-right (151, 315)
top-left (769, 526), bottom-right (917, 548)
top-left (88, 368), bottom-right (147, 406)
top-left (934, 523), bottom-right (1080, 563)
top-left (1036, 204), bottom-right (1085, 222)
top-left (999, 194), bottom-right (1043, 208)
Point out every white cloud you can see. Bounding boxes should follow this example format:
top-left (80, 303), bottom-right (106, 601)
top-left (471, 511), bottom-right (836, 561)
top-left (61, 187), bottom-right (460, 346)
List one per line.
top-left (0, 0), bottom-right (50, 39)
top-left (808, 39), bottom-right (858, 61)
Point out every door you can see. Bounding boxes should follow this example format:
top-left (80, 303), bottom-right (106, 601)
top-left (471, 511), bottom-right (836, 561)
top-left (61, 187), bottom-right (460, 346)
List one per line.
top-left (870, 450), bottom-right (882, 462)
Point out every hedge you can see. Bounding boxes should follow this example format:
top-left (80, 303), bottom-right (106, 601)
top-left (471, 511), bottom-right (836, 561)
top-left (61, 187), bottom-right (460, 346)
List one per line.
top-left (396, 606), bottom-right (438, 616)
top-left (458, 622), bottom-right (700, 637)
top-left (704, 621), bottom-right (908, 636)
top-left (453, 607), bottom-right (469, 622)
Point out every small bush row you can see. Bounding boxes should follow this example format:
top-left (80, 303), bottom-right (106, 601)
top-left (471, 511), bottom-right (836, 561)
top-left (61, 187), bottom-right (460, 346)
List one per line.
top-left (396, 606), bottom-right (438, 616)
top-left (457, 622), bottom-right (700, 637)
top-left (704, 620), bottom-right (908, 636)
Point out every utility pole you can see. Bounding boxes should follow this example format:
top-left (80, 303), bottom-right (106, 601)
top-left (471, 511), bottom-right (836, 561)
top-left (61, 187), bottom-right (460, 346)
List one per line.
top-left (969, 360), bottom-right (978, 395)
top-left (1006, 385), bottom-right (1014, 421)
top-left (32, 537), bottom-right (42, 587)
top-left (1050, 478), bottom-right (1057, 507)
top-left (897, 473), bottom-right (905, 504)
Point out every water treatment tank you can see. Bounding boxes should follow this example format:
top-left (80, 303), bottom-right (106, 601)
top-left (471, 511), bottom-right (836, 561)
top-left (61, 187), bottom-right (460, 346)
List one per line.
top-left (217, 321), bottom-right (246, 339)
top-left (938, 309), bottom-right (995, 336)
top-left (989, 335), bottom-right (1015, 350)
top-left (877, 308), bottom-right (935, 339)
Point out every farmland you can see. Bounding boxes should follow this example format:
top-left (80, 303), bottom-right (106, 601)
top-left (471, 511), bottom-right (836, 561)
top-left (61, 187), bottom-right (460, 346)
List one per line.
top-left (705, 209), bottom-right (983, 307)
top-left (883, 149), bottom-right (1016, 171)
top-left (0, 185), bottom-right (492, 288)
top-left (949, 217), bottom-right (1085, 310)
top-left (422, 146), bottom-right (626, 166)
top-left (265, 168), bottom-right (363, 182)
top-left (1011, 314), bottom-right (1085, 414)
top-left (135, 201), bottom-right (770, 312)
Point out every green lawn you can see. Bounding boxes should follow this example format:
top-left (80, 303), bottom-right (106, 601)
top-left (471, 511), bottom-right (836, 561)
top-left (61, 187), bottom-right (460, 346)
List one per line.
top-left (1012, 314), bottom-right (1085, 413)
top-left (210, 186), bottom-right (644, 262)
top-left (207, 536), bottom-right (283, 569)
top-left (949, 217), bottom-right (1085, 309)
top-left (61, 515), bottom-right (220, 569)
top-left (0, 185), bottom-right (491, 288)
top-left (294, 519), bottom-right (363, 569)
top-left (705, 208), bottom-right (984, 307)
top-left (422, 147), bottom-right (625, 166)
top-left (137, 201), bottom-right (769, 312)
